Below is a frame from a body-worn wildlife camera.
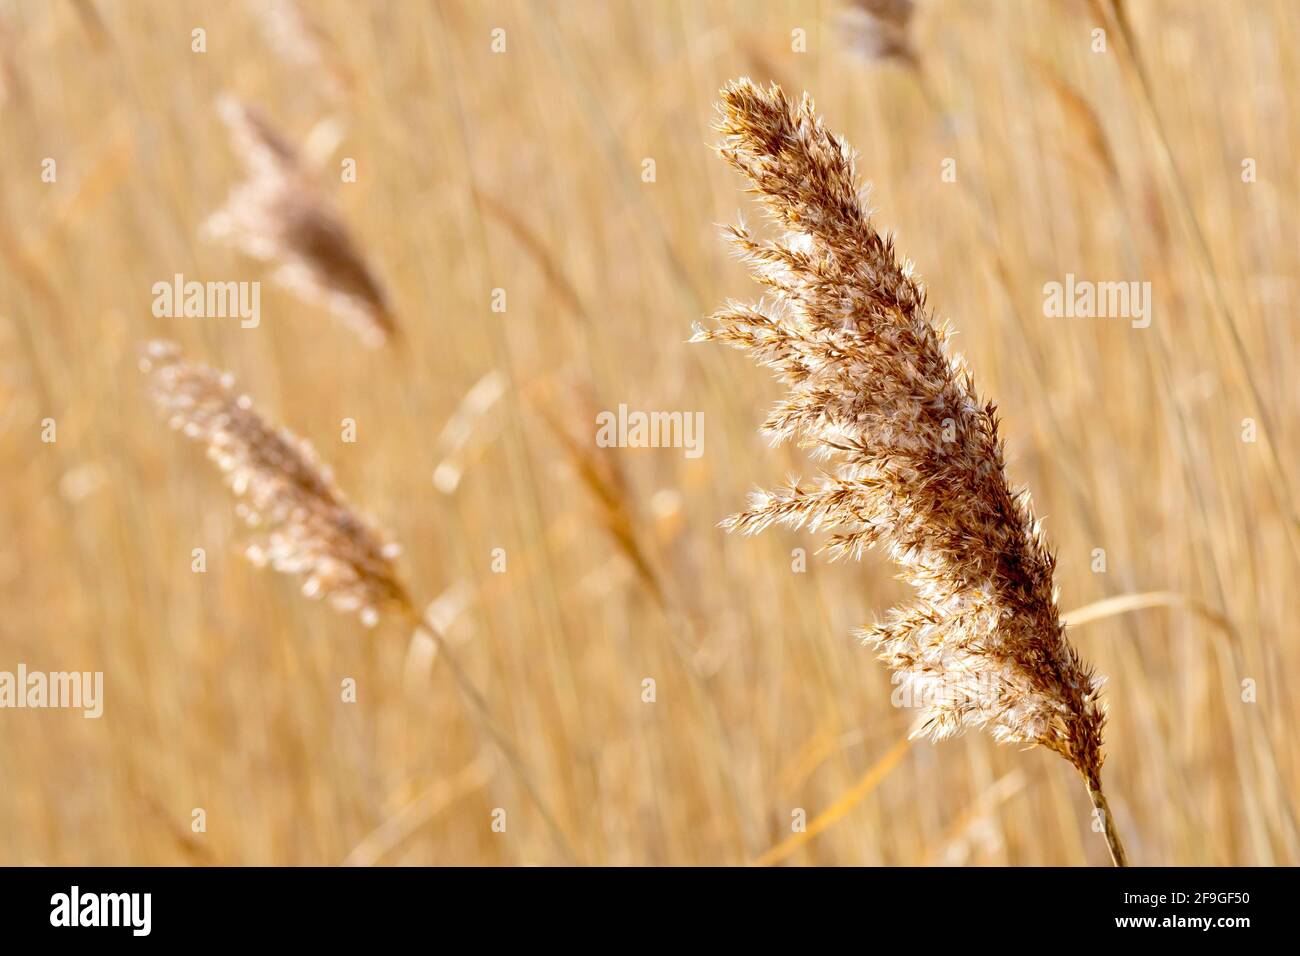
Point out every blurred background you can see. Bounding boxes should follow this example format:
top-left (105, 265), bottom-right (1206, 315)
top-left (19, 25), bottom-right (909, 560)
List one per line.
top-left (0, 0), bottom-right (1296, 865)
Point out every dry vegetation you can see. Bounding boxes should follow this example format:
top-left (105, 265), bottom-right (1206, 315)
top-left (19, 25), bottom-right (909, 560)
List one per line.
top-left (0, 0), bottom-right (1296, 865)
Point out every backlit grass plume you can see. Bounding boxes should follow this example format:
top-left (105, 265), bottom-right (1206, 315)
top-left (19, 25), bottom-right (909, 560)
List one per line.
top-left (140, 340), bottom-right (408, 625)
top-left (696, 79), bottom-right (1128, 865)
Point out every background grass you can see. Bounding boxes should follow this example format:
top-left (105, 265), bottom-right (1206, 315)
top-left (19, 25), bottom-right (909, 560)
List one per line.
top-left (0, 0), bottom-right (1296, 865)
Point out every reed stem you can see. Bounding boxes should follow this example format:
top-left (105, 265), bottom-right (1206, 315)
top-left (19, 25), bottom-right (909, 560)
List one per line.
top-left (1087, 784), bottom-right (1129, 867)
top-left (407, 612), bottom-right (578, 865)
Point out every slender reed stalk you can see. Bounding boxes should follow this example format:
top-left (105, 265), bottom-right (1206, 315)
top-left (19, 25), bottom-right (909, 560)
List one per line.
top-left (1087, 784), bottom-right (1128, 867)
top-left (696, 79), bottom-right (1129, 865)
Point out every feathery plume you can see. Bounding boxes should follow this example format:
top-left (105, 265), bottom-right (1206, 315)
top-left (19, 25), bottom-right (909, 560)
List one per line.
top-left (140, 340), bottom-right (407, 625)
top-left (696, 79), bottom-right (1126, 864)
top-left (205, 95), bottom-right (396, 347)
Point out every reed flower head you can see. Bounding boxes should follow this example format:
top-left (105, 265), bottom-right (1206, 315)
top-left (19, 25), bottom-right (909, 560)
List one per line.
top-left (696, 79), bottom-right (1108, 789)
top-left (140, 340), bottom-right (408, 625)
top-left (205, 95), bottom-right (396, 348)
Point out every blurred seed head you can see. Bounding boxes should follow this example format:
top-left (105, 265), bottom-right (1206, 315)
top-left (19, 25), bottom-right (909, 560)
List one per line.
top-left (839, 0), bottom-right (918, 67)
top-left (205, 95), bottom-right (397, 348)
top-left (246, 0), bottom-right (355, 99)
top-left (140, 340), bottom-right (408, 625)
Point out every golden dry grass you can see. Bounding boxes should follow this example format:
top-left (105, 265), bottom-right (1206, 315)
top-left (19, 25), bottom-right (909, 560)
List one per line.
top-left (0, 0), bottom-right (1297, 865)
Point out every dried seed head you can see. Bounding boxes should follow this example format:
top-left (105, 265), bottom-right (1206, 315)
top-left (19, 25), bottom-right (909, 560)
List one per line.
top-left (701, 79), bottom-right (1108, 787)
top-left (205, 95), bottom-right (396, 347)
top-left (141, 340), bottom-right (409, 625)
